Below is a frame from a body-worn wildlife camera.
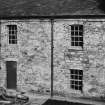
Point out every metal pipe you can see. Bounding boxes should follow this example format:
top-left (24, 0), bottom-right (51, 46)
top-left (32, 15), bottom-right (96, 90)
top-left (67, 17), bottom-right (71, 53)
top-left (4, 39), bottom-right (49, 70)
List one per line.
top-left (51, 19), bottom-right (54, 97)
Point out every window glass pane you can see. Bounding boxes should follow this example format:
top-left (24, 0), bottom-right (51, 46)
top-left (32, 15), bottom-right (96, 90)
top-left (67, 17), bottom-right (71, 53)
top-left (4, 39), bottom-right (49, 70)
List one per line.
top-left (75, 75), bottom-right (78, 79)
top-left (75, 37), bottom-right (79, 41)
top-left (9, 35), bottom-right (13, 39)
top-left (71, 42), bottom-right (75, 46)
top-left (79, 37), bottom-right (83, 41)
top-left (75, 26), bottom-right (78, 30)
top-left (79, 86), bottom-right (82, 90)
top-left (13, 40), bottom-right (17, 44)
top-left (75, 81), bottom-right (78, 85)
top-left (12, 36), bottom-right (16, 39)
top-left (71, 75), bottom-right (75, 79)
top-left (79, 76), bottom-right (83, 80)
top-left (79, 81), bottom-right (82, 85)
top-left (75, 32), bottom-right (78, 35)
top-left (79, 32), bottom-right (83, 36)
top-left (71, 31), bottom-right (74, 35)
top-left (79, 42), bottom-right (83, 46)
top-left (71, 85), bottom-right (75, 89)
top-left (71, 37), bottom-right (75, 41)
top-left (70, 69), bottom-right (74, 74)
top-left (11, 31), bottom-right (15, 34)
top-left (9, 30), bottom-right (12, 34)
top-left (79, 25), bottom-right (83, 31)
top-left (75, 70), bottom-right (78, 74)
top-left (75, 42), bottom-right (78, 46)
top-left (71, 80), bottom-right (75, 85)
top-left (71, 26), bottom-right (74, 30)
top-left (75, 86), bottom-right (78, 90)
top-left (79, 70), bottom-right (83, 75)
top-left (9, 40), bottom-right (12, 44)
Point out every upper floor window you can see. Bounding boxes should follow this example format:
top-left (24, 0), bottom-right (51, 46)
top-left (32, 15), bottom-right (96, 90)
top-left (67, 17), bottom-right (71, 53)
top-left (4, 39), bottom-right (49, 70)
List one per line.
top-left (7, 25), bottom-right (17, 44)
top-left (71, 25), bottom-right (83, 47)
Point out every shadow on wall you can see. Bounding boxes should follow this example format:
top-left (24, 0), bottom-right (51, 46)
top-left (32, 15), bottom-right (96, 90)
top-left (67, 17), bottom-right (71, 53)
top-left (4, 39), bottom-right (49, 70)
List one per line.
top-left (42, 99), bottom-right (93, 105)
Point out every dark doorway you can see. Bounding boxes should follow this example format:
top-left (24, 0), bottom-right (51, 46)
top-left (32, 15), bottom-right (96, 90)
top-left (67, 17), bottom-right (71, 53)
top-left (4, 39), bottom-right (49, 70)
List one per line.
top-left (6, 61), bottom-right (17, 89)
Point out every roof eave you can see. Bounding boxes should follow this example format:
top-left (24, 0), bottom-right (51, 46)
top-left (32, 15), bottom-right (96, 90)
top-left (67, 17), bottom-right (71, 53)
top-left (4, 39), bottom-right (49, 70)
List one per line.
top-left (0, 15), bottom-right (105, 20)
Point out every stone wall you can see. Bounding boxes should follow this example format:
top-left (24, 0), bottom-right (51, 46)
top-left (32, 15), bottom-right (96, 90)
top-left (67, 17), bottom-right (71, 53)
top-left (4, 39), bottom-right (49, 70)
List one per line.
top-left (0, 20), bottom-right (51, 94)
top-left (53, 19), bottom-right (105, 97)
top-left (0, 19), bottom-right (105, 98)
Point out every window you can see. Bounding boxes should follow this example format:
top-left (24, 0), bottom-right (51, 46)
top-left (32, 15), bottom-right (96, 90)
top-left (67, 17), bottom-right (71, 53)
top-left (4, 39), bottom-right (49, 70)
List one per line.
top-left (7, 25), bottom-right (17, 44)
top-left (71, 25), bottom-right (83, 47)
top-left (70, 69), bottom-right (83, 91)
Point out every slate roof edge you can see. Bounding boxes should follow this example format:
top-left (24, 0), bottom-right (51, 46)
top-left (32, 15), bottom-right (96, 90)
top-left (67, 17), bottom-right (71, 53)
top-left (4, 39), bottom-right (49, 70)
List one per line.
top-left (0, 15), bottom-right (105, 20)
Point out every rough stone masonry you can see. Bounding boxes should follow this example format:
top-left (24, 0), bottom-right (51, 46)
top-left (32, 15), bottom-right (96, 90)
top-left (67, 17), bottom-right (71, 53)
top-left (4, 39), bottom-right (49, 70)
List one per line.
top-left (0, 19), bottom-right (105, 98)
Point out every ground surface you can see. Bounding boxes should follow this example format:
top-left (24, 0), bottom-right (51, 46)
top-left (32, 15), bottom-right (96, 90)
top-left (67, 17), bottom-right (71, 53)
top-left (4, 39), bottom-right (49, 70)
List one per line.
top-left (41, 99), bottom-right (93, 105)
top-left (0, 93), bottom-right (105, 105)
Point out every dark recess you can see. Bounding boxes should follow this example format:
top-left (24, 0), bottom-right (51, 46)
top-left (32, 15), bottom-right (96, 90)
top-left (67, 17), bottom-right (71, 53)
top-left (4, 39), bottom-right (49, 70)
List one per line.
top-left (42, 99), bottom-right (93, 105)
top-left (98, 0), bottom-right (105, 12)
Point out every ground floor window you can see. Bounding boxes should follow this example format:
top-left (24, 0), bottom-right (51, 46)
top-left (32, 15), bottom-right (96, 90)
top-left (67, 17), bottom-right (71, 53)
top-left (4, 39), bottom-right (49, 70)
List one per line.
top-left (70, 69), bottom-right (83, 91)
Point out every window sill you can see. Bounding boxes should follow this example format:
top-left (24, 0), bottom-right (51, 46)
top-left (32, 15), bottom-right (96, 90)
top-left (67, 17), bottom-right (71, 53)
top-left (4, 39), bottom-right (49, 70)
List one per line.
top-left (68, 46), bottom-right (83, 51)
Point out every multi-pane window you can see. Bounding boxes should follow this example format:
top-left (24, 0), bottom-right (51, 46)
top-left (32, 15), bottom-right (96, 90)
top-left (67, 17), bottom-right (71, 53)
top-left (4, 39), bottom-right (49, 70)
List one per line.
top-left (70, 69), bottom-right (83, 91)
top-left (71, 25), bottom-right (83, 47)
top-left (7, 25), bottom-right (17, 44)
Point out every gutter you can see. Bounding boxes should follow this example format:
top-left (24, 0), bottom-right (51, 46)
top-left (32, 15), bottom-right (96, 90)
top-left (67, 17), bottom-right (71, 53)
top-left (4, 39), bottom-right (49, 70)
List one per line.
top-left (51, 19), bottom-right (54, 98)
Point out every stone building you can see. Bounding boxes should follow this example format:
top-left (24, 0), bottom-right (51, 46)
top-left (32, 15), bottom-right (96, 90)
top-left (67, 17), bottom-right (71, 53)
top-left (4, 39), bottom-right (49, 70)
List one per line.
top-left (0, 0), bottom-right (105, 99)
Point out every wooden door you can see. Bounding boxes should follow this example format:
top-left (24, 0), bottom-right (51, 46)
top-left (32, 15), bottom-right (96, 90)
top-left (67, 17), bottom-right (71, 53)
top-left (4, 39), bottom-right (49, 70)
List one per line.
top-left (6, 61), bottom-right (17, 89)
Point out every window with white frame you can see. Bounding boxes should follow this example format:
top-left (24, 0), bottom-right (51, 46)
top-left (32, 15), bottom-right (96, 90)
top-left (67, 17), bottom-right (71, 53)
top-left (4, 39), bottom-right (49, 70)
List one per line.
top-left (71, 25), bottom-right (83, 47)
top-left (70, 69), bottom-right (83, 91)
top-left (7, 25), bottom-right (17, 44)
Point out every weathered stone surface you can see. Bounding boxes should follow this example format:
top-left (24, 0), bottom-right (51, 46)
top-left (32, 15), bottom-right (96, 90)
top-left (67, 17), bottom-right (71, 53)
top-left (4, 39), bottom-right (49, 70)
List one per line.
top-left (0, 19), bottom-right (105, 99)
top-left (53, 19), bottom-right (105, 98)
top-left (0, 20), bottom-right (51, 94)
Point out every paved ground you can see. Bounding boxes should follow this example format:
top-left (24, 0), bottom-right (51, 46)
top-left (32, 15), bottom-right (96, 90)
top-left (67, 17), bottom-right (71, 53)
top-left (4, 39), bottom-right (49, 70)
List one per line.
top-left (28, 94), bottom-right (105, 105)
top-left (0, 93), bottom-right (105, 105)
